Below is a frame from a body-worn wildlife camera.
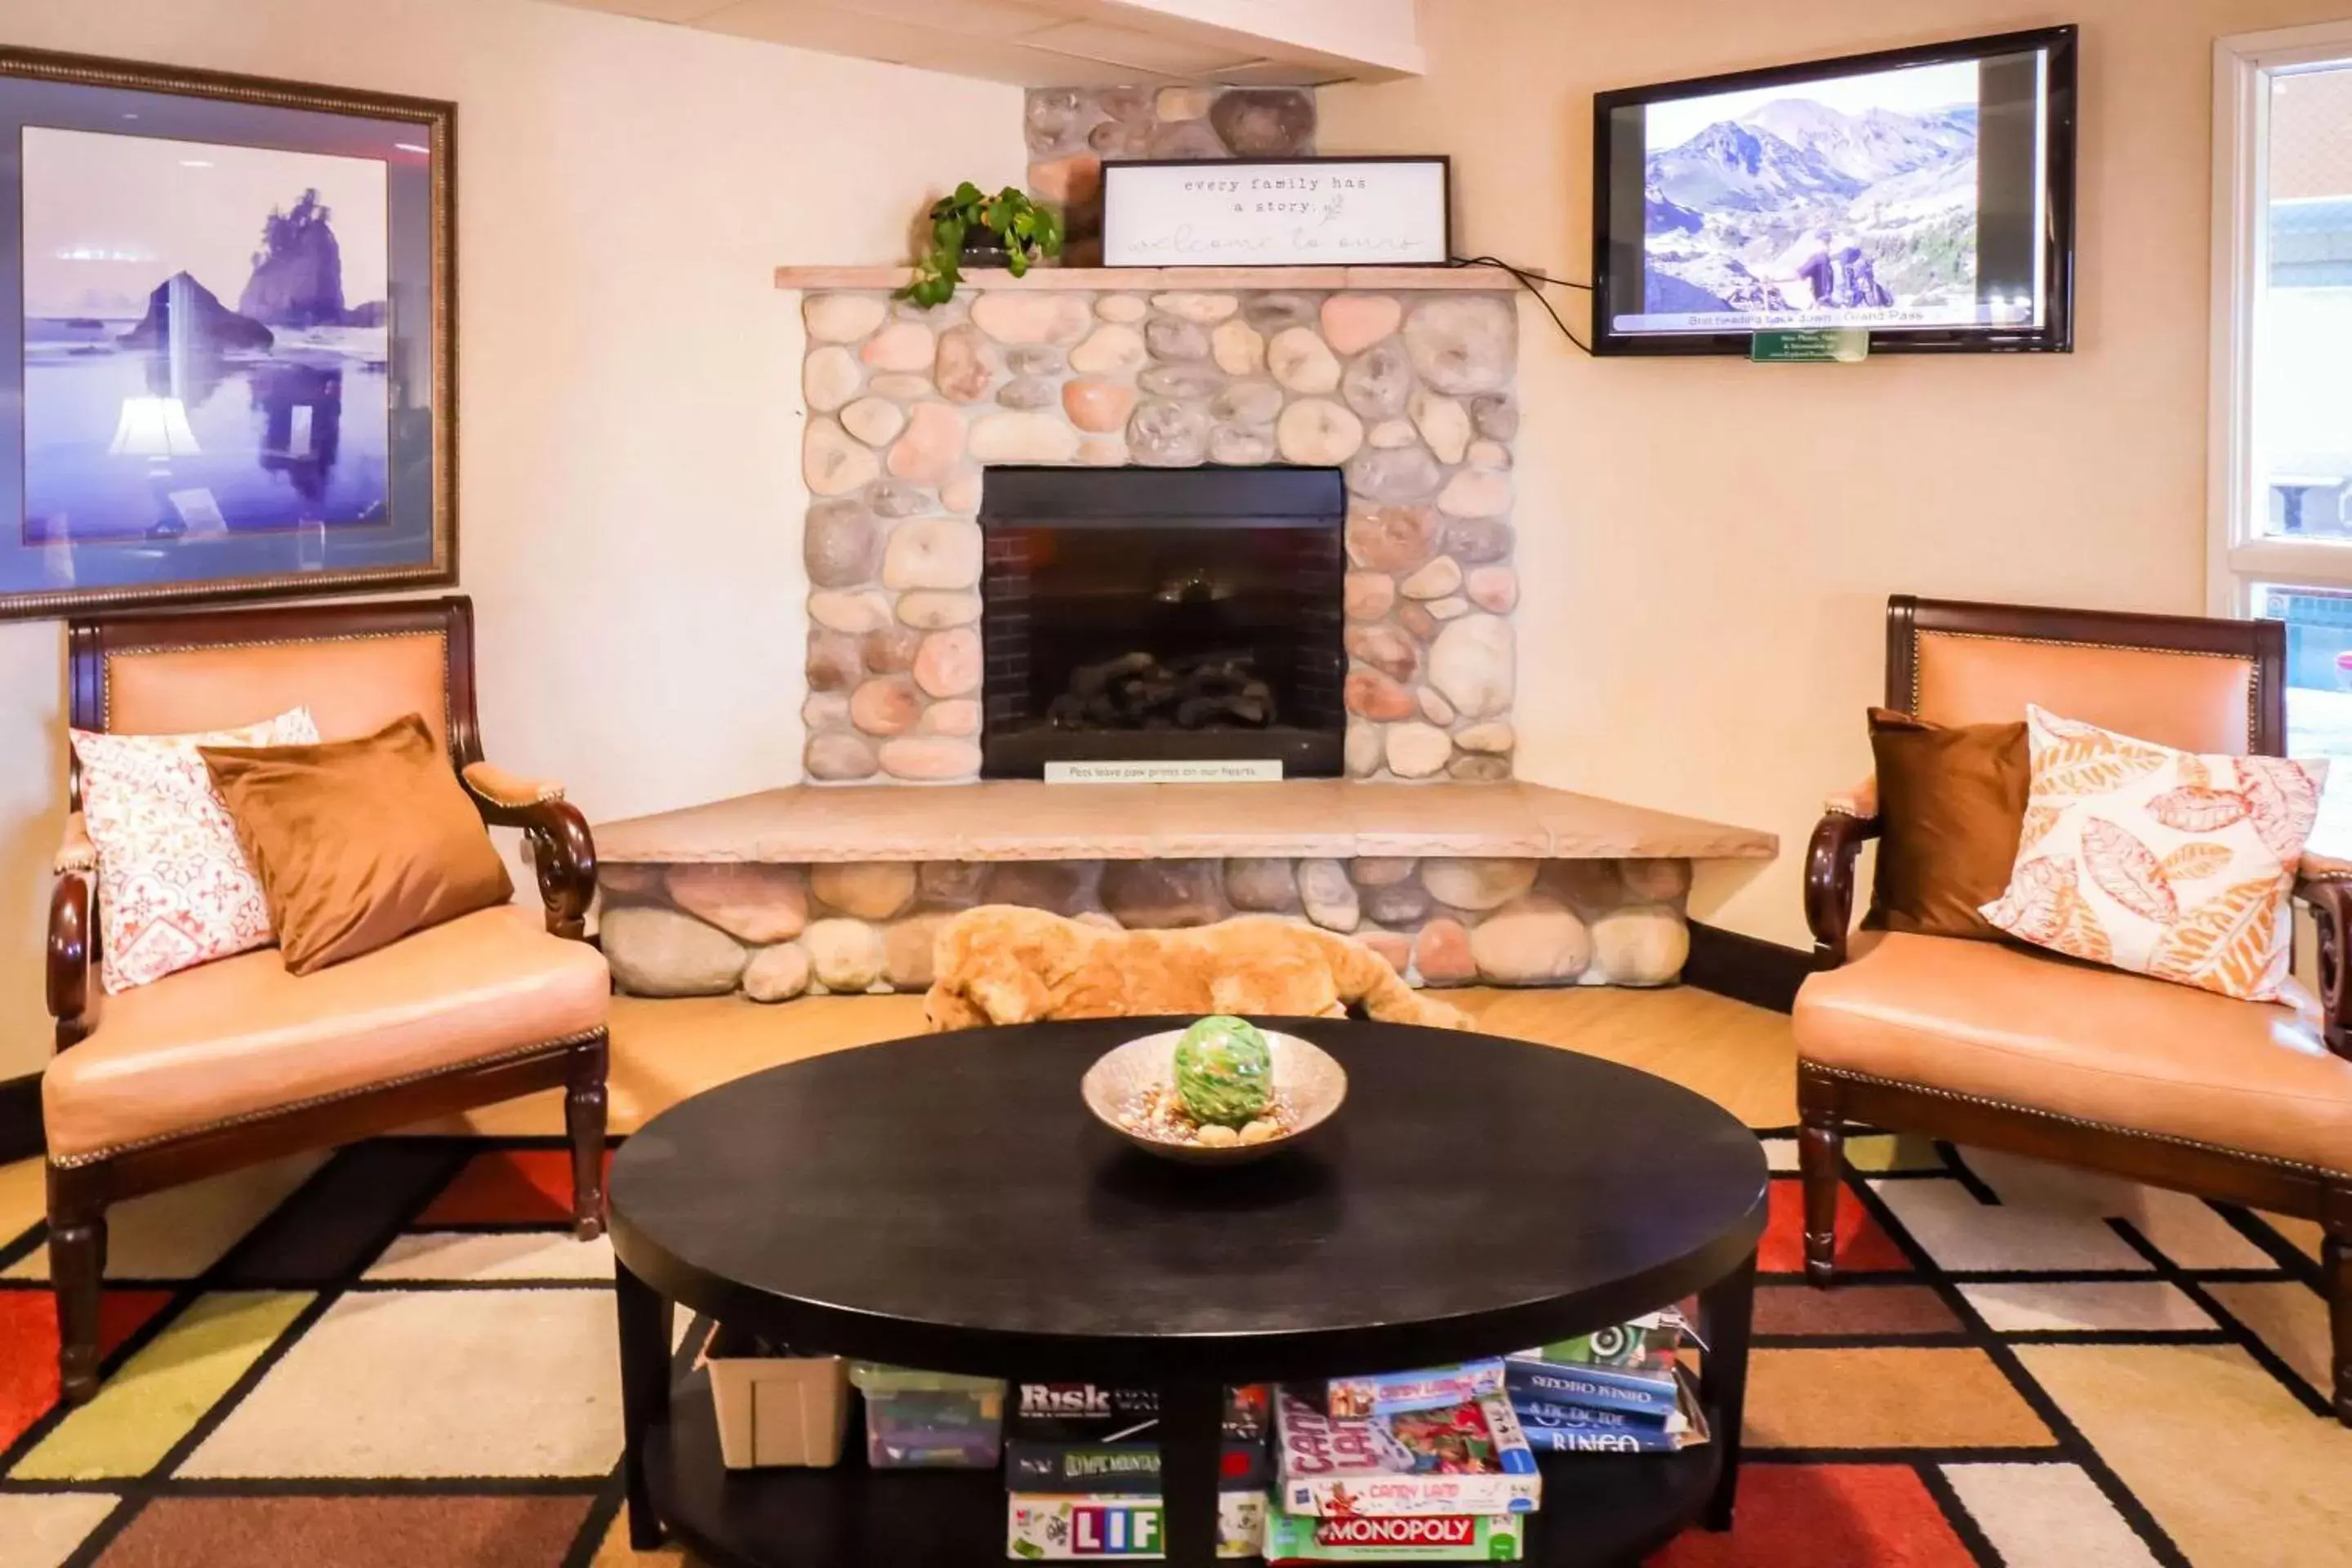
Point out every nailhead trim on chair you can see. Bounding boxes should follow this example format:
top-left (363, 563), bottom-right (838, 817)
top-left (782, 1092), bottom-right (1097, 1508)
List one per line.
top-left (1906, 630), bottom-right (2262, 753)
top-left (101, 630), bottom-right (454, 748)
top-left (1806, 1062), bottom-right (2352, 1180)
top-left (47, 1027), bottom-right (606, 1169)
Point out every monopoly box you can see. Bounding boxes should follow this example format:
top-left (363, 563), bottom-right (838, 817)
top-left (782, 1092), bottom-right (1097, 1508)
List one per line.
top-left (1264, 1512), bottom-right (1526, 1563)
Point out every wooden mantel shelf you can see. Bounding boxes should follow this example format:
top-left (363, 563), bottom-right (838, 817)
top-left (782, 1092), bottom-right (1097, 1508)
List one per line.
top-left (774, 264), bottom-right (1515, 293)
top-left (594, 781), bottom-right (1777, 866)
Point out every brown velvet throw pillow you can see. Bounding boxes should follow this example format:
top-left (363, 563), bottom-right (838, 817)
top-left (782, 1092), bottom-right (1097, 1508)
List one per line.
top-left (201, 713), bottom-right (514, 974)
top-left (1864, 706), bottom-right (2029, 942)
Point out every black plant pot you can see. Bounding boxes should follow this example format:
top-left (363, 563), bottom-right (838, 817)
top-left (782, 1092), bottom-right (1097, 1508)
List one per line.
top-left (959, 237), bottom-right (1014, 271)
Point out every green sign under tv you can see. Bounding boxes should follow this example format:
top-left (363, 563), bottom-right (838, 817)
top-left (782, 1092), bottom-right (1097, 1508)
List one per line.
top-left (1750, 329), bottom-right (1869, 363)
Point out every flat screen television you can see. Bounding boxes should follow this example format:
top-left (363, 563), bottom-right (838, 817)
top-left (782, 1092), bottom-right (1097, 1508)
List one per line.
top-left (1592, 26), bottom-right (2078, 355)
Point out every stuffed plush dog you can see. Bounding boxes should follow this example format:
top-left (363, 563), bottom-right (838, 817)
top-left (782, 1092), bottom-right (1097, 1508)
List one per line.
top-left (924, 906), bottom-right (1472, 1031)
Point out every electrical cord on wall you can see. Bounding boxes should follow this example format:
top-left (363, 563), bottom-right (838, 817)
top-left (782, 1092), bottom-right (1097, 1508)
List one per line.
top-left (1448, 253), bottom-right (1593, 355)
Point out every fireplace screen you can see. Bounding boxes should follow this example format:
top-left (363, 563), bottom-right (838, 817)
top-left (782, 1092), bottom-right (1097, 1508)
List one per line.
top-left (978, 466), bottom-right (1346, 778)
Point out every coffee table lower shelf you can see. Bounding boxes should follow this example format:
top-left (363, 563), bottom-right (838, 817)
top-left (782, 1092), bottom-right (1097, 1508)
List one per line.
top-left (643, 1372), bottom-right (1724, 1568)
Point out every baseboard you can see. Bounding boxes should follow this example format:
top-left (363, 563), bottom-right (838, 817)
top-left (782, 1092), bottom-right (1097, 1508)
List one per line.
top-left (0, 1073), bottom-right (41, 1165)
top-left (1683, 920), bottom-right (1812, 1014)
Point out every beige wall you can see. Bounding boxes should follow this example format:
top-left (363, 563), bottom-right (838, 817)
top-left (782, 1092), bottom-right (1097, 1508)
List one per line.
top-left (0, 0), bottom-right (1023, 1078)
top-left (1324, 0), bottom-right (2351, 948)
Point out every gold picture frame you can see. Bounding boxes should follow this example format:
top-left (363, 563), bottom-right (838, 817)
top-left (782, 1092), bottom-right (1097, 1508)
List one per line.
top-left (0, 45), bottom-right (454, 620)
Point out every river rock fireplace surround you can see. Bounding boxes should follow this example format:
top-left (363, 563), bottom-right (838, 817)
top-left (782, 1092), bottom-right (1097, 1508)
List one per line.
top-left (586, 267), bottom-right (1777, 1004)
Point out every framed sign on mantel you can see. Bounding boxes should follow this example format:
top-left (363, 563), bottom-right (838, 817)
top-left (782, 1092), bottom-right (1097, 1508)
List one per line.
top-left (0, 46), bottom-right (454, 621)
top-left (1101, 155), bottom-right (1451, 269)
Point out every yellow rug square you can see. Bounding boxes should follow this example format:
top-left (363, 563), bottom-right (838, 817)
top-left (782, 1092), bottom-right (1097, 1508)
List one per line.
top-left (1745, 1346), bottom-right (2055, 1450)
top-left (11, 1292), bottom-right (312, 1481)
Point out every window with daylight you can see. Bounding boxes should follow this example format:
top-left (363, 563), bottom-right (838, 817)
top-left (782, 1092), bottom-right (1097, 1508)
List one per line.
top-left (2212, 21), bottom-right (2352, 850)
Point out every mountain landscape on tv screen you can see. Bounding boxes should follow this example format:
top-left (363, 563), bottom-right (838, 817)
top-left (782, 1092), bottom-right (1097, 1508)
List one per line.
top-left (1642, 97), bottom-right (1980, 318)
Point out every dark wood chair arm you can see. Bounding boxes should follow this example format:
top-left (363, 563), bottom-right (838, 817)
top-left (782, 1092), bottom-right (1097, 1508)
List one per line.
top-left (1804, 808), bottom-right (1881, 970)
top-left (49, 866), bottom-right (93, 1051)
top-left (2296, 870), bottom-right (2352, 1061)
top-left (466, 768), bottom-right (597, 942)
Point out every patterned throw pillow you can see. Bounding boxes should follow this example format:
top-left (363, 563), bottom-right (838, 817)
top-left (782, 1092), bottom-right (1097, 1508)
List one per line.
top-left (1980, 706), bottom-right (2328, 1002)
top-left (72, 708), bottom-right (320, 992)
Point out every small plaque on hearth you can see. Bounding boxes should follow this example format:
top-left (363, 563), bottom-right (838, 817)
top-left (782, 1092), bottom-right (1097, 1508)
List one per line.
top-left (1043, 760), bottom-right (1284, 786)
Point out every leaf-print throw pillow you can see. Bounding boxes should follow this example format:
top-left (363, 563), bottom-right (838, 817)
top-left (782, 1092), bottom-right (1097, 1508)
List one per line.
top-left (71, 707), bottom-right (321, 992)
top-left (1979, 706), bottom-right (2328, 1002)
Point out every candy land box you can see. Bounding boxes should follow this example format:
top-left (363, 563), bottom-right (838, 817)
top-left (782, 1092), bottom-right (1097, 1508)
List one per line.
top-left (1321, 1361), bottom-right (1507, 1421)
top-left (1006, 1490), bottom-right (1263, 1559)
top-left (1264, 1511), bottom-right (1526, 1563)
top-left (1276, 1392), bottom-right (1541, 1517)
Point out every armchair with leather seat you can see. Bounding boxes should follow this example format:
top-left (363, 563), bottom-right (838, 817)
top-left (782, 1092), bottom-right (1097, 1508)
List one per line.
top-left (43, 596), bottom-right (609, 1405)
top-left (1794, 595), bottom-right (2351, 1425)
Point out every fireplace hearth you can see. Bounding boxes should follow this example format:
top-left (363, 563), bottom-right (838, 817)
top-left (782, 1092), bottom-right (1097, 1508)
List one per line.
top-left (979, 466), bottom-right (1346, 778)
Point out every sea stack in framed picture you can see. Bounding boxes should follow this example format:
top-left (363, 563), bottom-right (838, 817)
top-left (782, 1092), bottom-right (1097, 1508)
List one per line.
top-left (1101, 157), bottom-right (1450, 269)
top-left (0, 47), bottom-right (453, 620)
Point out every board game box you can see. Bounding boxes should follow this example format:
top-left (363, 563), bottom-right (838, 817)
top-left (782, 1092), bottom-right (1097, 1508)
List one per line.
top-left (1502, 1358), bottom-right (1678, 1421)
top-left (1321, 1361), bottom-right (1508, 1421)
top-left (1514, 1370), bottom-right (1709, 1454)
top-left (1263, 1511), bottom-right (1527, 1562)
top-left (1005, 1439), bottom-right (1271, 1494)
top-left (1276, 1392), bottom-right (1541, 1517)
top-left (1009, 1386), bottom-right (1268, 1446)
top-left (1006, 1490), bottom-right (1263, 1559)
top-left (1511, 1310), bottom-right (1686, 1388)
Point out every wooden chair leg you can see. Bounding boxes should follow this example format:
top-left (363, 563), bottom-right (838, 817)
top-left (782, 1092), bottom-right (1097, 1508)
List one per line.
top-left (1797, 1067), bottom-right (1844, 1286)
top-left (46, 1166), bottom-right (108, 1406)
top-left (2325, 1185), bottom-right (2350, 1426)
top-left (567, 1035), bottom-right (610, 1242)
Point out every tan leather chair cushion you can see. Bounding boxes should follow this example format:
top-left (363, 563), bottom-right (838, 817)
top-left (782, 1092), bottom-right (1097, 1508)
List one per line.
top-left (102, 631), bottom-right (453, 753)
top-left (43, 905), bottom-right (608, 1163)
top-left (1910, 630), bottom-right (2257, 755)
top-left (1794, 931), bottom-right (2352, 1174)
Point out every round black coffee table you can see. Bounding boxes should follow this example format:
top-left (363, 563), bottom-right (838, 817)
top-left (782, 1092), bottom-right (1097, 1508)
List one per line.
top-left (608, 1017), bottom-right (1768, 1567)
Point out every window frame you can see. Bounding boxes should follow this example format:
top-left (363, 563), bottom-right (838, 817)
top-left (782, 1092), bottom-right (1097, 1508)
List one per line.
top-left (2208, 18), bottom-right (2352, 617)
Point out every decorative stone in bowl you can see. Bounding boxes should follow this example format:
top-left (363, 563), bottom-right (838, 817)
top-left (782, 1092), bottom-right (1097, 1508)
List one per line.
top-left (1081, 1022), bottom-right (1348, 1165)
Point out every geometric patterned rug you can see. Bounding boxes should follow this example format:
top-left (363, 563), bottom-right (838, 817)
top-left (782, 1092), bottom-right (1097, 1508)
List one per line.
top-left (0, 1132), bottom-right (2345, 1567)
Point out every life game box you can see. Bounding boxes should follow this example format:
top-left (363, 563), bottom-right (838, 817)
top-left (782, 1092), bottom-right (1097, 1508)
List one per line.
top-left (1263, 1512), bottom-right (1527, 1563)
top-left (1276, 1392), bottom-right (1541, 1518)
top-left (1006, 1490), bottom-right (1265, 1560)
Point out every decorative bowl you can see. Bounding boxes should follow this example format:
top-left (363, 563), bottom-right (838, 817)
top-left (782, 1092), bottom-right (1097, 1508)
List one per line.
top-left (1081, 1027), bottom-right (1348, 1165)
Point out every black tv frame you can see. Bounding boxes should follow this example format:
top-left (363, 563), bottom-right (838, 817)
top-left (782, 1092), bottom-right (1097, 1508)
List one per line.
top-left (1589, 24), bottom-right (2078, 357)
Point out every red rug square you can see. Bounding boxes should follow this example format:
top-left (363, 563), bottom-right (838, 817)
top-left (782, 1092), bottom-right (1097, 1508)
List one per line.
top-left (1757, 1178), bottom-right (1912, 1276)
top-left (412, 1149), bottom-right (608, 1228)
top-left (0, 1288), bottom-right (174, 1450)
top-left (1647, 1463), bottom-right (1976, 1567)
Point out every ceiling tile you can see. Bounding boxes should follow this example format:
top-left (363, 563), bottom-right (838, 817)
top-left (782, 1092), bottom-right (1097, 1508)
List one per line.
top-left (693, 0), bottom-right (946, 60)
top-left (1017, 18), bottom-right (1253, 74)
top-left (840, 0), bottom-right (1067, 40)
top-left (545, 0), bottom-right (742, 22)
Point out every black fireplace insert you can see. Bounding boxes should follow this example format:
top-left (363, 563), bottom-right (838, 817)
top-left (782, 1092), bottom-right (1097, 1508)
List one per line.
top-left (978, 466), bottom-right (1347, 778)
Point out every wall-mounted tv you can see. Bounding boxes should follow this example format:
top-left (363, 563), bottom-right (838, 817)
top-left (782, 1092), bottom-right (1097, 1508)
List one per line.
top-left (1592, 26), bottom-right (2078, 355)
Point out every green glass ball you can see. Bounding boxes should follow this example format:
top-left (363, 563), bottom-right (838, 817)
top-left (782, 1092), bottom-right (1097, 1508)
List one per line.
top-left (1173, 1015), bottom-right (1272, 1128)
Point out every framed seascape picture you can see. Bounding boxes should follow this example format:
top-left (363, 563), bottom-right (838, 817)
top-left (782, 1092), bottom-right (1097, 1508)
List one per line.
top-left (0, 47), bottom-right (453, 621)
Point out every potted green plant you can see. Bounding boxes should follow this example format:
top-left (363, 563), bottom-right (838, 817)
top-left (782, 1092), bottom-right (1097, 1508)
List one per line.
top-left (898, 182), bottom-right (1064, 309)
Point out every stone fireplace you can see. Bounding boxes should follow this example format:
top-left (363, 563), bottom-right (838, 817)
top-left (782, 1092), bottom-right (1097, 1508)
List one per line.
top-left (797, 274), bottom-right (1521, 785)
top-left (581, 266), bottom-right (1777, 1005)
top-left (978, 466), bottom-right (1347, 778)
